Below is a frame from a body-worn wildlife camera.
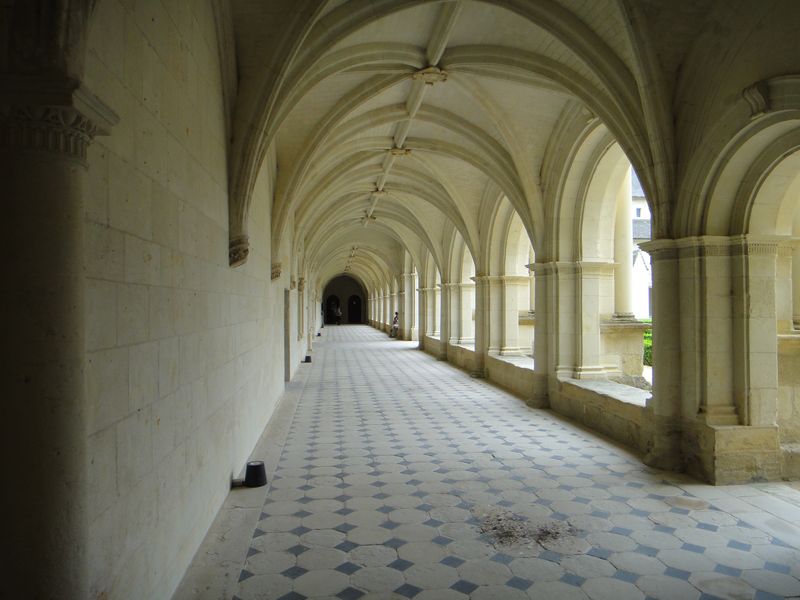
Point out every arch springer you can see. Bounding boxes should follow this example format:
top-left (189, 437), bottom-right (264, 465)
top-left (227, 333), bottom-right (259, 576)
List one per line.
top-left (229, 235), bottom-right (249, 267)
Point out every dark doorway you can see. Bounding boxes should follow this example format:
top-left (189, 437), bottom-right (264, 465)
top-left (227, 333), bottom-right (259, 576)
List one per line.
top-left (348, 295), bottom-right (362, 323)
top-left (325, 295), bottom-right (340, 325)
top-left (323, 275), bottom-right (366, 324)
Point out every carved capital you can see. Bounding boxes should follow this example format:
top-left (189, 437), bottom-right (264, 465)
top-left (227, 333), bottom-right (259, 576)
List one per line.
top-left (228, 235), bottom-right (249, 267)
top-left (298, 277), bottom-right (306, 292)
top-left (729, 235), bottom-right (782, 258)
top-left (271, 263), bottom-right (282, 280)
top-left (675, 237), bottom-right (732, 259)
top-left (411, 66), bottom-right (448, 85)
top-left (0, 105), bottom-right (97, 161)
top-left (0, 78), bottom-right (118, 162)
top-left (639, 239), bottom-right (678, 262)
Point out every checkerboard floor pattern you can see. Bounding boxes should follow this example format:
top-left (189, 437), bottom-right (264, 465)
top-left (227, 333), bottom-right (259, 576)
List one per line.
top-left (233, 326), bottom-right (800, 600)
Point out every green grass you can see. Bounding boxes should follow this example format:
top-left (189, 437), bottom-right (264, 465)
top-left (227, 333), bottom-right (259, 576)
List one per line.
top-left (643, 323), bottom-right (652, 366)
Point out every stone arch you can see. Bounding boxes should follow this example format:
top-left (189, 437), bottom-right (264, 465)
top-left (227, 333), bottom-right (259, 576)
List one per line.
top-left (504, 210), bottom-right (536, 355)
top-left (681, 75), bottom-right (800, 237)
top-left (541, 112), bottom-right (649, 379)
top-left (579, 142), bottom-right (630, 262)
top-left (227, 0), bottom-right (656, 269)
top-left (442, 230), bottom-right (476, 349)
top-left (482, 196), bottom-right (535, 356)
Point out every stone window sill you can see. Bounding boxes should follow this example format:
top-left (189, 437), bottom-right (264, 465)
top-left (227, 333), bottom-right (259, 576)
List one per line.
top-left (489, 353), bottom-right (534, 372)
top-left (561, 378), bottom-right (650, 408)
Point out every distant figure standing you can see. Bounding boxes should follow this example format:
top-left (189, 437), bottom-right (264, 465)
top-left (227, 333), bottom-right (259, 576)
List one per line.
top-left (390, 312), bottom-right (399, 337)
top-left (335, 305), bottom-right (342, 325)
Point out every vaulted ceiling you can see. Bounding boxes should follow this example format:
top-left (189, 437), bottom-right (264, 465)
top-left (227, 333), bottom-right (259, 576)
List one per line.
top-left (226, 0), bottom-right (717, 291)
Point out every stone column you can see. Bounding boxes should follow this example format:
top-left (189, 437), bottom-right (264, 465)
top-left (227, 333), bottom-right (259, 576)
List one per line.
top-left (390, 291), bottom-right (397, 331)
top-left (437, 283), bottom-right (449, 349)
top-left (548, 261), bottom-right (582, 386)
top-left (532, 263), bottom-right (552, 407)
top-left (443, 282), bottom-right (460, 346)
top-left (298, 278), bottom-right (305, 341)
top-left (731, 236), bottom-right (782, 427)
top-left (501, 276), bottom-right (529, 355)
top-left (482, 276), bottom-right (504, 354)
top-left (471, 276), bottom-right (490, 376)
top-left (422, 287), bottom-right (434, 335)
top-left (575, 262), bottom-right (614, 377)
top-left (401, 272), bottom-right (416, 340)
top-left (527, 248), bottom-right (536, 313)
top-left (368, 296), bottom-right (373, 325)
top-left (459, 282), bottom-right (475, 344)
top-left (614, 168), bottom-right (635, 319)
top-left (637, 240), bottom-right (683, 470)
top-left (397, 289), bottom-right (406, 335)
top-left (417, 286), bottom-right (428, 349)
top-left (433, 285), bottom-right (441, 337)
top-left (774, 241), bottom-right (794, 334)
top-left (1, 91), bottom-right (116, 597)
top-left (675, 238), bottom-right (739, 426)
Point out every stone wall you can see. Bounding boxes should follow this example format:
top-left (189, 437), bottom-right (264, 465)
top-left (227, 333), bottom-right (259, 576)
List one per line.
top-left (552, 379), bottom-right (648, 452)
top-left (485, 354), bottom-right (536, 402)
top-left (83, 2), bottom-right (295, 597)
top-left (446, 343), bottom-right (478, 373)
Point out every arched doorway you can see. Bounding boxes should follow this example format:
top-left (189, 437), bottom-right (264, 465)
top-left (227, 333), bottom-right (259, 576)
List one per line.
top-left (348, 295), bottom-right (362, 323)
top-left (325, 295), bottom-right (340, 325)
top-left (323, 275), bottom-right (366, 324)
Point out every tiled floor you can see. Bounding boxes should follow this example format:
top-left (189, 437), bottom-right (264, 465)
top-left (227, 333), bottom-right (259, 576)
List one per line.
top-left (179, 326), bottom-right (800, 600)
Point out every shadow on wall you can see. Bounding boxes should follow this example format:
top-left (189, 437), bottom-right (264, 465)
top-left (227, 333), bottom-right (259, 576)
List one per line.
top-left (323, 275), bottom-right (366, 324)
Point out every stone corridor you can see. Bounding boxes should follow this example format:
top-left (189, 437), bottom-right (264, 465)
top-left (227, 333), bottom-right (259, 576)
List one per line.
top-left (177, 327), bottom-right (800, 600)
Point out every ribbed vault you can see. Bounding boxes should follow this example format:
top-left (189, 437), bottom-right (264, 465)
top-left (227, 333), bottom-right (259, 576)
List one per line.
top-left (226, 0), bottom-right (675, 296)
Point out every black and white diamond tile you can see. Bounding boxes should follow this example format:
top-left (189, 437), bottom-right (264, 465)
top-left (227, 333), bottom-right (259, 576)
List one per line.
top-left (233, 326), bottom-right (800, 599)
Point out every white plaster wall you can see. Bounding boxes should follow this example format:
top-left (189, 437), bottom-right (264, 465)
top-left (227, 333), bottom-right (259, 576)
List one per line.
top-left (83, 2), bottom-right (287, 598)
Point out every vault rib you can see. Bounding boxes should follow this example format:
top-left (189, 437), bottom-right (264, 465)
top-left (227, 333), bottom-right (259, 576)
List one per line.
top-left (368, 1), bottom-right (463, 222)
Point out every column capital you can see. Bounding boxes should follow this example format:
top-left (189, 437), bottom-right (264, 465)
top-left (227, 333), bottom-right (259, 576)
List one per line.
top-left (729, 234), bottom-right (797, 258)
top-left (641, 235), bottom-right (797, 262)
top-left (502, 275), bottom-right (532, 285)
top-left (471, 274), bottom-right (530, 285)
top-left (577, 260), bottom-right (615, 276)
top-left (471, 274), bottom-right (503, 283)
top-left (638, 238), bottom-right (677, 261)
top-left (529, 262), bottom-right (583, 276)
top-left (0, 77), bottom-right (118, 163)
